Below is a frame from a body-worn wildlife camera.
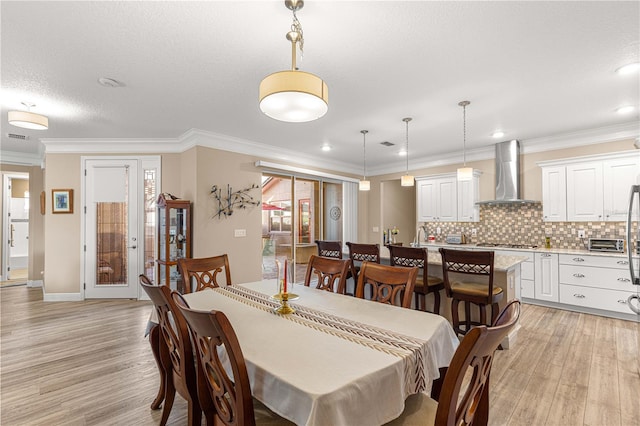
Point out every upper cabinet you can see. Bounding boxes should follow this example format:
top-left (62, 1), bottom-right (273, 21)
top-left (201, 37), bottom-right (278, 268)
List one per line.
top-left (539, 151), bottom-right (639, 222)
top-left (416, 171), bottom-right (480, 222)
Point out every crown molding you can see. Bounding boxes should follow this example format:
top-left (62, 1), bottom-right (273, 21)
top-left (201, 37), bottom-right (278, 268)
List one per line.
top-left (0, 150), bottom-right (44, 166)
top-left (40, 137), bottom-right (180, 153)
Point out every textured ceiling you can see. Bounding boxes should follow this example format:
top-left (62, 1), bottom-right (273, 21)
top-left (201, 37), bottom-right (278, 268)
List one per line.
top-left (1, 1), bottom-right (639, 173)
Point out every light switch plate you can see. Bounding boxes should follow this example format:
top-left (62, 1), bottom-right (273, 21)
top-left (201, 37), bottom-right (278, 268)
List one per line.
top-left (373, 226), bottom-right (379, 233)
top-left (234, 229), bottom-right (247, 237)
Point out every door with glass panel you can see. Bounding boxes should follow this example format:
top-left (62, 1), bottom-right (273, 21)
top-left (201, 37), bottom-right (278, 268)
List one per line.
top-left (84, 159), bottom-right (140, 298)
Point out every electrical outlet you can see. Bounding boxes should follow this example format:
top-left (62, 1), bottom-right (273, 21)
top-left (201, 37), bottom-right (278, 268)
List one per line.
top-left (234, 229), bottom-right (247, 237)
top-left (436, 227), bottom-right (441, 235)
top-left (471, 228), bottom-right (477, 237)
top-left (577, 230), bottom-right (585, 238)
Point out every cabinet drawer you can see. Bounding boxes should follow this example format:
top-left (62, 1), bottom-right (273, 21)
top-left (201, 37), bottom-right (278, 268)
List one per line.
top-left (559, 265), bottom-right (634, 291)
top-left (558, 254), bottom-right (629, 269)
top-left (559, 284), bottom-right (636, 314)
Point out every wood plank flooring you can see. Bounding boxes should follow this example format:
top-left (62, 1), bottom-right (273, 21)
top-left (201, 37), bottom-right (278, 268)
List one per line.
top-left (1, 286), bottom-right (638, 425)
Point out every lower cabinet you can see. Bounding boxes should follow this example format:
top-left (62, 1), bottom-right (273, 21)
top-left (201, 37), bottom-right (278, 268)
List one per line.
top-left (534, 252), bottom-right (559, 302)
top-left (558, 254), bottom-right (634, 314)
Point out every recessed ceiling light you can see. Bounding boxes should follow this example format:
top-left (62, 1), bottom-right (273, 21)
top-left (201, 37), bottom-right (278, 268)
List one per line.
top-left (98, 77), bottom-right (123, 87)
top-left (321, 144), bottom-right (331, 152)
top-left (492, 131), bottom-right (505, 139)
top-left (398, 149), bottom-right (407, 156)
top-left (616, 62), bottom-right (640, 75)
top-left (616, 105), bottom-right (635, 114)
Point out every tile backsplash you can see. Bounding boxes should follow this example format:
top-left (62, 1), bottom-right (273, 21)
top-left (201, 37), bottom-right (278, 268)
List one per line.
top-left (420, 203), bottom-right (637, 250)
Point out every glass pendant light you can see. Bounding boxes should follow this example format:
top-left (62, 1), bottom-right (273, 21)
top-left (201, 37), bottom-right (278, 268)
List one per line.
top-left (401, 117), bottom-right (414, 187)
top-left (359, 130), bottom-right (370, 191)
top-left (457, 101), bottom-right (473, 181)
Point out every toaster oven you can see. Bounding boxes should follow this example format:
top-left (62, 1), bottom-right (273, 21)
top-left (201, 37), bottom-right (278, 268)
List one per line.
top-left (587, 238), bottom-right (624, 252)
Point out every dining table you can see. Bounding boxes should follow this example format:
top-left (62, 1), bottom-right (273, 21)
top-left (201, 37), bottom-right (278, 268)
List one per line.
top-left (180, 279), bottom-right (459, 426)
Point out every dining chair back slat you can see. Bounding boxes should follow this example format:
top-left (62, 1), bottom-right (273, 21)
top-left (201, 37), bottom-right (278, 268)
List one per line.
top-left (178, 254), bottom-right (231, 293)
top-left (355, 261), bottom-right (418, 308)
top-left (315, 240), bottom-right (343, 259)
top-left (346, 242), bottom-right (380, 283)
top-left (303, 255), bottom-right (351, 294)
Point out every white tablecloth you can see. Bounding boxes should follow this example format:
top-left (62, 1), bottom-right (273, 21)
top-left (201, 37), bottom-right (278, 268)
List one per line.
top-left (182, 280), bottom-right (459, 426)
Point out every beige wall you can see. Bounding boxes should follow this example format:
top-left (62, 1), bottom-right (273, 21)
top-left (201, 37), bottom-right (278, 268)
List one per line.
top-left (0, 164), bottom-right (45, 282)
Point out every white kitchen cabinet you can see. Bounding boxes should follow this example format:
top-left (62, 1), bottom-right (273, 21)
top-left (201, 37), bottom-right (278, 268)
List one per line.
top-left (603, 156), bottom-right (640, 221)
top-left (539, 151), bottom-right (640, 222)
top-left (541, 165), bottom-right (567, 221)
top-left (566, 162), bottom-right (603, 221)
top-left (534, 252), bottom-right (559, 302)
top-left (500, 250), bottom-right (535, 299)
top-left (416, 171), bottom-right (479, 222)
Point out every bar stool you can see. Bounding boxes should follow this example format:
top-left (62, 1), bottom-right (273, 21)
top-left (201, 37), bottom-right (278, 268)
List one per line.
top-left (389, 245), bottom-right (444, 314)
top-left (439, 248), bottom-right (503, 336)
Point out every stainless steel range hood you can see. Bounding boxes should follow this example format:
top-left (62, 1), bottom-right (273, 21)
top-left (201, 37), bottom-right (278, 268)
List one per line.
top-left (476, 140), bottom-right (539, 205)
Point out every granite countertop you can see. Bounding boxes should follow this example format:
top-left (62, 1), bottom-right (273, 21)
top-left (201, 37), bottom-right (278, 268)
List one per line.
top-left (425, 250), bottom-right (527, 271)
top-left (418, 242), bottom-right (637, 259)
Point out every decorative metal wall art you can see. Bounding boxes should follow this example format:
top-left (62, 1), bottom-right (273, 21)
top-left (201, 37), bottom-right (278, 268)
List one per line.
top-left (211, 183), bottom-right (260, 219)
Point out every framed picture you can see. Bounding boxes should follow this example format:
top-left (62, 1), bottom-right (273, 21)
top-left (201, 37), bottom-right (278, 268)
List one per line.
top-left (52, 189), bottom-right (73, 214)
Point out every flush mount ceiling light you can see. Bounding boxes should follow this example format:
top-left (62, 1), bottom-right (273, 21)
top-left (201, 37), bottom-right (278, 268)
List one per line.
top-left (616, 62), bottom-right (640, 75)
top-left (400, 117), bottom-right (414, 187)
top-left (8, 102), bottom-right (48, 130)
top-left (259, 0), bottom-right (328, 123)
top-left (457, 101), bottom-right (473, 181)
top-left (359, 130), bottom-right (370, 191)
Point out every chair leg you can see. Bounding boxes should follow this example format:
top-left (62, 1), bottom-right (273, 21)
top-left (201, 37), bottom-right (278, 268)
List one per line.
top-left (451, 298), bottom-right (461, 335)
top-left (491, 303), bottom-right (500, 325)
top-left (432, 290), bottom-right (441, 315)
top-left (160, 379), bottom-right (176, 426)
top-left (479, 303), bottom-right (487, 327)
top-left (464, 301), bottom-right (471, 334)
top-left (149, 324), bottom-right (165, 410)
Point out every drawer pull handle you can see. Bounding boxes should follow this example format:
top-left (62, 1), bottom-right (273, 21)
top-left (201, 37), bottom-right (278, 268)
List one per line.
top-left (572, 258), bottom-right (585, 262)
top-left (541, 254), bottom-right (551, 257)
top-left (617, 278), bottom-right (631, 282)
top-left (573, 273), bottom-right (585, 278)
top-left (617, 261), bottom-right (628, 265)
top-left (617, 299), bottom-right (627, 304)
top-left (573, 294), bottom-right (586, 299)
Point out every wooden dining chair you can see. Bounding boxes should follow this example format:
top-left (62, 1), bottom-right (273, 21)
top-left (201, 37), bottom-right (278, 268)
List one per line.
top-left (139, 274), bottom-right (166, 411)
top-left (346, 242), bottom-right (380, 283)
top-left (439, 248), bottom-right (504, 336)
top-left (314, 240), bottom-right (343, 259)
top-left (303, 254), bottom-right (351, 294)
top-left (139, 276), bottom-right (201, 426)
top-left (355, 261), bottom-right (418, 308)
top-left (385, 300), bottom-right (521, 426)
top-left (388, 245), bottom-right (445, 314)
top-left (178, 254), bottom-right (231, 293)
top-left (172, 293), bottom-right (294, 426)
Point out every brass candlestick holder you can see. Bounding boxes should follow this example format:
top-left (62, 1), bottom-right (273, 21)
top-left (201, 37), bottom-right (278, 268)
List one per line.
top-left (272, 290), bottom-right (298, 314)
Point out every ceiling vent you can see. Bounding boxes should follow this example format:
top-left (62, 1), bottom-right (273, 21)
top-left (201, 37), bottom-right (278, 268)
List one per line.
top-left (7, 133), bottom-right (29, 140)
top-left (380, 141), bottom-right (394, 147)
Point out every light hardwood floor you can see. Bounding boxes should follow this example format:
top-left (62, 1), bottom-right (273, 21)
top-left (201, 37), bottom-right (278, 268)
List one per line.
top-left (1, 286), bottom-right (638, 425)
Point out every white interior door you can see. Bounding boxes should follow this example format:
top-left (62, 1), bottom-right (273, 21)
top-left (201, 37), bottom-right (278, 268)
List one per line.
top-left (84, 159), bottom-right (139, 298)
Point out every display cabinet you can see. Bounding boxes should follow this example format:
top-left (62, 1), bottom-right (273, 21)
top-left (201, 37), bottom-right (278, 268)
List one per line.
top-left (156, 193), bottom-right (191, 292)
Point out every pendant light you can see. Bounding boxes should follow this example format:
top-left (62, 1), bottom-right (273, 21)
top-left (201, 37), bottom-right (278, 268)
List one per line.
top-left (8, 102), bottom-right (48, 130)
top-left (359, 130), bottom-right (370, 191)
top-left (457, 100), bottom-right (473, 181)
top-left (259, 0), bottom-right (328, 123)
top-left (401, 117), bottom-right (414, 187)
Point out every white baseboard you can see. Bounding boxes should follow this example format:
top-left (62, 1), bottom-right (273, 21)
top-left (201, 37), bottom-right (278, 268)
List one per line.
top-left (42, 289), bottom-right (82, 302)
top-left (27, 279), bottom-right (43, 288)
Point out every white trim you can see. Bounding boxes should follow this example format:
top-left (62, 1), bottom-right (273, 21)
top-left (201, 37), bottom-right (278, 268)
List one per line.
top-left (43, 289), bottom-right (83, 302)
top-left (27, 279), bottom-right (43, 288)
top-left (537, 149), bottom-right (640, 168)
top-left (256, 161), bottom-right (359, 183)
top-left (342, 182), bottom-right (359, 247)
